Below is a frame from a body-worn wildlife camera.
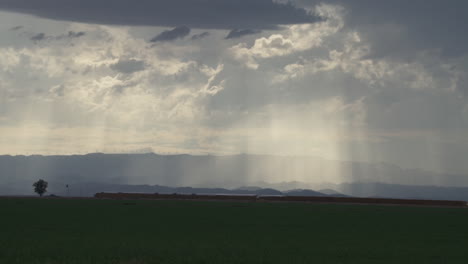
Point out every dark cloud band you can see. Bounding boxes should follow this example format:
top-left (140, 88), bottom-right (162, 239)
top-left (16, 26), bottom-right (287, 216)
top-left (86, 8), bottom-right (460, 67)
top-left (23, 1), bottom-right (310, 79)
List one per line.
top-left (0, 0), bottom-right (321, 29)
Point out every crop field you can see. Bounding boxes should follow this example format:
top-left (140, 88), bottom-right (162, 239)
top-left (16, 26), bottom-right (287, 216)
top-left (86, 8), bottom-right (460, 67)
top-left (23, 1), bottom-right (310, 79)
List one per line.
top-left (1, 198), bottom-right (468, 264)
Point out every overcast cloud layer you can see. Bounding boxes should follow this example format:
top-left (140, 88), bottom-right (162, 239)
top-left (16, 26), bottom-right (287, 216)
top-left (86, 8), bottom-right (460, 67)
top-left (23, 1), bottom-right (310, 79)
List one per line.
top-left (0, 1), bottom-right (468, 185)
top-left (0, 0), bottom-right (320, 29)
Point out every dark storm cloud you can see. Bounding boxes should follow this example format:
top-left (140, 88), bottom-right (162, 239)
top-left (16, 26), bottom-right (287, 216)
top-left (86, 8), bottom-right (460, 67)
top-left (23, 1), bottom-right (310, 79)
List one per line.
top-left (0, 0), bottom-right (321, 30)
top-left (346, 0), bottom-right (468, 58)
top-left (191, 32), bottom-right (210, 40)
top-left (150, 26), bottom-right (191, 42)
top-left (110, 59), bottom-right (146, 74)
top-left (225, 29), bottom-right (261, 39)
top-left (298, 0), bottom-right (468, 58)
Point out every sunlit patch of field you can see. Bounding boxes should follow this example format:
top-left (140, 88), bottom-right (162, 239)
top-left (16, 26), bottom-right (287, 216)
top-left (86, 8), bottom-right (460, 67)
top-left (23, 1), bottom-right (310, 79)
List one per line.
top-left (1, 198), bottom-right (468, 264)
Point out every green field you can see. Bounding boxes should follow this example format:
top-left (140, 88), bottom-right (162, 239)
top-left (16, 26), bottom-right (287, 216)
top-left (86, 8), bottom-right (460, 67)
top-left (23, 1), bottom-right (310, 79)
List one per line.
top-left (1, 198), bottom-right (467, 264)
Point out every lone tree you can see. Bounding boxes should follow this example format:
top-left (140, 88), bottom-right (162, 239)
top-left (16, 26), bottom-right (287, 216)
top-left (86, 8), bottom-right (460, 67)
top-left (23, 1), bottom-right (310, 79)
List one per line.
top-left (33, 179), bottom-right (48, 197)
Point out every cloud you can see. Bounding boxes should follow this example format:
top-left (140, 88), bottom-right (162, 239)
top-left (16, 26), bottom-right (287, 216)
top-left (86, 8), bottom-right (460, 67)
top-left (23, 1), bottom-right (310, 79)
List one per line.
top-left (354, 1), bottom-right (468, 58)
top-left (294, 0), bottom-right (468, 58)
top-left (191, 32), bottom-right (210, 40)
top-left (225, 29), bottom-right (261, 39)
top-left (0, 0), bottom-right (321, 29)
top-left (0, 25), bottom-right (227, 130)
top-left (29, 31), bottom-right (86, 42)
top-left (9, 25), bottom-right (23, 31)
top-left (110, 59), bottom-right (146, 74)
top-left (67, 31), bottom-right (85, 38)
top-left (229, 4), bottom-right (344, 69)
top-left (30, 32), bottom-right (46, 41)
top-left (55, 31), bottom-right (87, 41)
top-left (150, 26), bottom-right (191, 42)
top-left (2, 3), bottom-right (468, 177)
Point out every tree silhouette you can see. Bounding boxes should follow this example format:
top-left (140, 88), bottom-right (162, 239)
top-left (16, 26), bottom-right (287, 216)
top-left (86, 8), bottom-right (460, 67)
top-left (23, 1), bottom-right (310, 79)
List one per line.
top-left (33, 179), bottom-right (48, 197)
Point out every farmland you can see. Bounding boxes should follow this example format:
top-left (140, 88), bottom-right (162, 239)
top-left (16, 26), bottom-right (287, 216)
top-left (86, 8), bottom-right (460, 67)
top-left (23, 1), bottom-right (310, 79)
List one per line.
top-left (1, 197), bottom-right (468, 264)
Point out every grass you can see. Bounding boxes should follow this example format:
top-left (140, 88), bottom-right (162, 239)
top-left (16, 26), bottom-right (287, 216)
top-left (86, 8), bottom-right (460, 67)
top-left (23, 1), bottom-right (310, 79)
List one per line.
top-left (1, 198), bottom-right (467, 264)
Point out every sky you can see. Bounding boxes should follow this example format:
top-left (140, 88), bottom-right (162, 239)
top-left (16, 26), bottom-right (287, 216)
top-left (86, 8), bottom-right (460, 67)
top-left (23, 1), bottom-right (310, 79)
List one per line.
top-left (0, 0), bottom-right (467, 176)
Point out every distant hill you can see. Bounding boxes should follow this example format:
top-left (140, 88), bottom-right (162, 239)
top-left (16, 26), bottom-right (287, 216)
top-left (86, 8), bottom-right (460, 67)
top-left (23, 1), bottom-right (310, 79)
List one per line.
top-left (333, 182), bottom-right (468, 201)
top-left (318, 189), bottom-right (348, 197)
top-left (284, 189), bottom-right (326, 197)
top-left (234, 186), bottom-right (263, 192)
